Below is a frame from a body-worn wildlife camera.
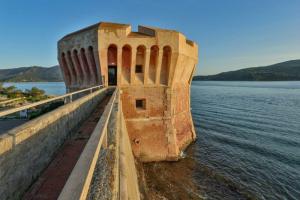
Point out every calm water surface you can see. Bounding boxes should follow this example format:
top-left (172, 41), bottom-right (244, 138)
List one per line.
top-left (191, 81), bottom-right (300, 200)
top-left (3, 82), bottom-right (66, 95)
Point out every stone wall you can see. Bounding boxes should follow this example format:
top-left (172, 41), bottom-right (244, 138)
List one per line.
top-left (118, 96), bottom-right (140, 199)
top-left (0, 88), bottom-right (110, 200)
top-left (87, 99), bottom-right (119, 200)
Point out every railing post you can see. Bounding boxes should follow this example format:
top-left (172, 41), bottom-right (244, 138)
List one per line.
top-left (70, 94), bottom-right (73, 103)
top-left (102, 126), bottom-right (108, 149)
top-left (102, 76), bottom-right (105, 87)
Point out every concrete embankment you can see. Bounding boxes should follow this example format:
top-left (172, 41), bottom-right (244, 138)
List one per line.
top-left (0, 88), bottom-right (110, 199)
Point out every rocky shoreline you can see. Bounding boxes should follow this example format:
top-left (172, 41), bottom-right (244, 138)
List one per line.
top-left (136, 145), bottom-right (204, 200)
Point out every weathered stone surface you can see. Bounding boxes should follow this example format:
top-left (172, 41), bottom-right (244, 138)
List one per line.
top-left (87, 93), bottom-right (140, 200)
top-left (87, 98), bottom-right (118, 200)
top-left (0, 134), bottom-right (13, 155)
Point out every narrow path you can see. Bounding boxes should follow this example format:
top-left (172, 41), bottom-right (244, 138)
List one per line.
top-left (23, 95), bottom-right (111, 200)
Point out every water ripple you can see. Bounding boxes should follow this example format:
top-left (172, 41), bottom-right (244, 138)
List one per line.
top-left (190, 81), bottom-right (300, 200)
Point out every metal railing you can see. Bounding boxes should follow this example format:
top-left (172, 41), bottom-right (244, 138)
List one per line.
top-left (0, 85), bottom-right (103, 118)
top-left (58, 88), bottom-right (118, 200)
top-left (0, 97), bottom-right (26, 106)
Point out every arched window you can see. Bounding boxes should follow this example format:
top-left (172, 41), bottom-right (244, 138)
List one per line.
top-left (88, 46), bottom-right (98, 83)
top-left (73, 49), bottom-right (84, 84)
top-left (61, 52), bottom-right (71, 85)
top-left (67, 51), bottom-right (77, 84)
top-left (160, 46), bottom-right (171, 85)
top-left (122, 45), bottom-right (132, 84)
top-left (149, 45), bottom-right (159, 83)
top-left (80, 48), bottom-right (91, 85)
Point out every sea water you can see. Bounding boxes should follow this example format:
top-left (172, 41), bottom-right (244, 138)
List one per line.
top-left (3, 82), bottom-right (66, 95)
top-left (191, 81), bottom-right (300, 199)
top-left (4, 81), bottom-right (300, 199)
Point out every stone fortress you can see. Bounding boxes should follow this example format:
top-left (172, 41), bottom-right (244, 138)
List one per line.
top-left (58, 22), bottom-right (198, 162)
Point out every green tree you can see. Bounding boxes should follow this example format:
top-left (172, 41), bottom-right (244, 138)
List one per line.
top-left (4, 85), bottom-right (17, 93)
top-left (9, 89), bottom-right (24, 98)
top-left (0, 82), bottom-right (3, 93)
top-left (25, 87), bottom-right (46, 102)
top-left (28, 87), bottom-right (45, 97)
top-left (3, 85), bottom-right (17, 98)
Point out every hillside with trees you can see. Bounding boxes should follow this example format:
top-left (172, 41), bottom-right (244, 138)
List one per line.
top-left (0, 65), bottom-right (63, 82)
top-left (194, 60), bottom-right (300, 81)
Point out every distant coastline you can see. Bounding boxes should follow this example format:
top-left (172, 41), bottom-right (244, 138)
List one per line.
top-left (194, 59), bottom-right (300, 81)
top-left (1, 59), bottom-right (300, 82)
top-left (3, 81), bottom-right (63, 83)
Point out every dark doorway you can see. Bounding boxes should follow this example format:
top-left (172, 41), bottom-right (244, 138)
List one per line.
top-left (108, 65), bottom-right (117, 85)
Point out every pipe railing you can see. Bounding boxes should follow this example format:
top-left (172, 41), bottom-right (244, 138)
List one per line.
top-left (0, 97), bottom-right (26, 106)
top-left (58, 88), bottom-right (118, 200)
top-left (0, 85), bottom-right (104, 118)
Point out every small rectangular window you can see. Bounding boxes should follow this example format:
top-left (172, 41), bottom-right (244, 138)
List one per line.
top-left (136, 99), bottom-right (146, 110)
top-left (135, 65), bottom-right (143, 73)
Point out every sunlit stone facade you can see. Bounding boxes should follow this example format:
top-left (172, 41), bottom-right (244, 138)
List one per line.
top-left (58, 22), bottom-right (198, 162)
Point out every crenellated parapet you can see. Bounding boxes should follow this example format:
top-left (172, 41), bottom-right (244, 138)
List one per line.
top-left (58, 22), bottom-right (198, 161)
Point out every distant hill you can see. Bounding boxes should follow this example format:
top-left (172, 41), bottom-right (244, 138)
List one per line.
top-left (194, 59), bottom-right (300, 81)
top-left (0, 65), bottom-right (63, 82)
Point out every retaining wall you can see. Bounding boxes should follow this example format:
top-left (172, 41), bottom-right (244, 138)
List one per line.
top-left (80, 91), bottom-right (140, 199)
top-left (0, 88), bottom-right (110, 200)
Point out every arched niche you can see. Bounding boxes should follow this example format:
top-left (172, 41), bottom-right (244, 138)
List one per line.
top-left (88, 46), bottom-right (98, 83)
top-left (67, 51), bottom-right (77, 84)
top-left (160, 46), bottom-right (171, 85)
top-left (107, 44), bottom-right (117, 66)
top-left (136, 45), bottom-right (146, 83)
top-left (73, 49), bottom-right (84, 84)
top-left (61, 52), bottom-right (71, 85)
top-left (122, 45), bottom-right (132, 84)
top-left (107, 44), bottom-right (118, 85)
top-left (80, 48), bottom-right (91, 85)
top-left (149, 45), bottom-right (159, 83)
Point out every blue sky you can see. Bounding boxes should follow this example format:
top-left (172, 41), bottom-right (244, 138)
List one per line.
top-left (0, 0), bottom-right (299, 75)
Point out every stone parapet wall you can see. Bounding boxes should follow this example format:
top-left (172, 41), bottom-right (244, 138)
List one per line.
top-left (118, 94), bottom-right (140, 199)
top-left (87, 91), bottom-right (140, 199)
top-left (0, 88), bottom-right (110, 200)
